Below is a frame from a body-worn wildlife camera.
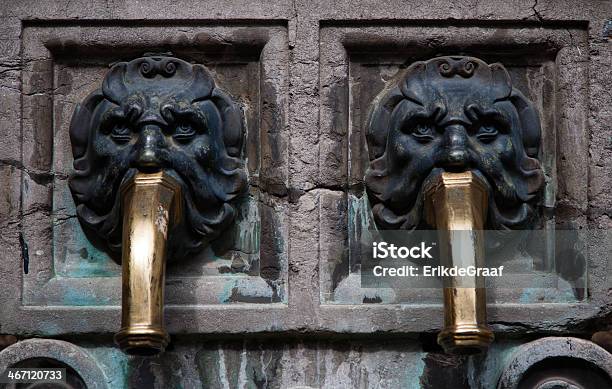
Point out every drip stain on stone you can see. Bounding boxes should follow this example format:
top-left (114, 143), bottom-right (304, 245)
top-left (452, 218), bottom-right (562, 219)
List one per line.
top-left (19, 232), bottom-right (29, 274)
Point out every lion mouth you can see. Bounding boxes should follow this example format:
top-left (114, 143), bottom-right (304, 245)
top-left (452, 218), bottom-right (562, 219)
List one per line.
top-left (418, 167), bottom-right (534, 230)
top-left (421, 168), bottom-right (493, 200)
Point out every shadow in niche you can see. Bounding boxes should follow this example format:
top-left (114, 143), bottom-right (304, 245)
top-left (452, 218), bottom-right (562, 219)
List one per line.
top-left (516, 357), bottom-right (612, 389)
top-left (419, 352), bottom-right (471, 389)
top-left (49, 36), bottom-right (266, 67)
top-left (348, 43), bottom-right (558, 67)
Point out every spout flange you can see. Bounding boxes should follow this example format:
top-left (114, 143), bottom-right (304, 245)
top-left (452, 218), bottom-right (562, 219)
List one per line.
top-left (114, 326), bottom-right (170, 356)
top-left (437, 324), bottom-right (495, 355)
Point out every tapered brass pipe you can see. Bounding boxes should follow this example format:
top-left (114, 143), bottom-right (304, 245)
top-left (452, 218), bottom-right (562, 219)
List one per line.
top-left (424, 171), bottom-right (494, 354)
top-left (113, 171), bottom-right (182, 356)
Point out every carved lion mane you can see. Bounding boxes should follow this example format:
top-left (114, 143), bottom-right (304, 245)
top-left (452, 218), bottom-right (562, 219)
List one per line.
top-left (69, 55), bottom-right (247, 260)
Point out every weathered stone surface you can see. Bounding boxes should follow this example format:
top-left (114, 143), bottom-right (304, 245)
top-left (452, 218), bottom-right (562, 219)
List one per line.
top-left (6, 337), bottom-right (601, 389)
top-left (0, 339), bottom-right (109, 388)
top-left (497, 337), bottom-right (612, 389)
top-left (0, 0), bottom-right (610, 387)
top-left (0, 0), bottom-right (609, 333)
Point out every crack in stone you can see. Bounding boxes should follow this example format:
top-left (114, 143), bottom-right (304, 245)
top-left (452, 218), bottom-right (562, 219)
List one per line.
top-left (530, 0), bottom-right (545, 22)
top-left (0, 159), bottom-right (69, 185)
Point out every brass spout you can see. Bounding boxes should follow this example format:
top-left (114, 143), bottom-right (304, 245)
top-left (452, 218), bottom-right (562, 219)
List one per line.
top-left (424, 171), bottom-right (494, 354)
top-left (113, 171), bottom-right (182, 356)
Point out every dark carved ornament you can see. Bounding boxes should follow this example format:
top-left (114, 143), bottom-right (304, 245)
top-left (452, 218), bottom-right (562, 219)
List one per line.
top-left (69, 55), bottom-right (247, 261)
top-left (365, 56), bottom-right (544, 230)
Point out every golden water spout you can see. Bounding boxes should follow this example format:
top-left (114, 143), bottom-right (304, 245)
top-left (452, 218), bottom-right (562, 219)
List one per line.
top-left (424, 171), bottom-right (494, 354)
top-left (113, 171), bottom-right (182, 356)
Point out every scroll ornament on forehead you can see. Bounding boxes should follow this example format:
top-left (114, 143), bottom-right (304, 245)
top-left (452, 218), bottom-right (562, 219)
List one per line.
top-left (69, 55), bottom-right (247, 261)
top-left (365, 56), bottom-right (544, 231)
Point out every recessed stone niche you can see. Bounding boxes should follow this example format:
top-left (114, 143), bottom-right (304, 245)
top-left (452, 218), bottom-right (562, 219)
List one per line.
top-left (318, 24), bottom-right (591, 306)
top-left (19, 23), bottom-right (289, 312)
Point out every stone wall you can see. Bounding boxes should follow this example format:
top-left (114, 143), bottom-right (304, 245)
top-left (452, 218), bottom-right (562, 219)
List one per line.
top-left (0, 1), bottom-right (610, 388)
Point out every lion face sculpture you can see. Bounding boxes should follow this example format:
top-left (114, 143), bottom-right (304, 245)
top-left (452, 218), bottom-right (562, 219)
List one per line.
top-left (69, 55), bottom-right (247, 260)
top-left (365, 56), bottom-right (544, 230)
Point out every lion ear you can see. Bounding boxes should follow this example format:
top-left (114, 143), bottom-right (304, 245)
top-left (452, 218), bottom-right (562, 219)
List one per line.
top-left (366, 86), bottom-right (405, 160)
top-left (211, 89), bottom-right (244, 158)
top-left (401, 61), bottom-right (427, 106)
top-left (510, 89), bottom-right (541, 158)
top-left (181, 65), bottom-right (215, 103)
top-left (101, 62), bottom-right (129, 104)
top-left (69, 89), bottom-right (105, 169)
top-left (489, 63), bottom-right (512, 101)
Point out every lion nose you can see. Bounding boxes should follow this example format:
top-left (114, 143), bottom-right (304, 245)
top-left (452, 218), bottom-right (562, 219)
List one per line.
top-left (442, 124), bottom-right (469, 171)
top-left (134, 126), bottom-right (163, 171)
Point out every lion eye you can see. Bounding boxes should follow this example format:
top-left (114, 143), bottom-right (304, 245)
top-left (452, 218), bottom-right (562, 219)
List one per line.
top-left (476, 125), bottom-right (498, 142)
top-left (407, 123), bottom-right (435, 143)
top-left (110, 124), bottom-right (132, 143)
top-left (173, 123), bottom-right (196, 142)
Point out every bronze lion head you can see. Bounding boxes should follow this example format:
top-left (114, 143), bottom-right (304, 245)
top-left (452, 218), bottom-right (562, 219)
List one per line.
top-left (365, 56), bottom-right (544, 231)
top-left (69, 55), bottom-right (247, 260)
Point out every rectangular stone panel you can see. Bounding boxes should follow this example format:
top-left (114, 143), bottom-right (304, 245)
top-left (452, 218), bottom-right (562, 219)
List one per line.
top-left (319, 24), bottom-right (593, 308)
top-left (16, 23), bottom-right (290, 319)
